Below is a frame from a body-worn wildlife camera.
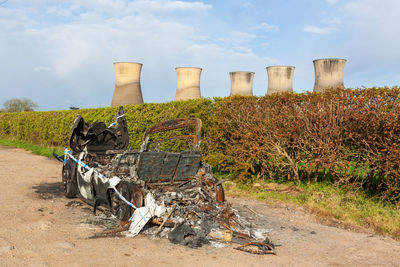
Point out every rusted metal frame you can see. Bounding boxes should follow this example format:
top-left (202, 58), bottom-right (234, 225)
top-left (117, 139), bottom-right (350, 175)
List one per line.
top-left (141, 118), bottom-right (202, 152)
top-left (144, 118), bottom-right (201, 137)
top-left (146, 178), bottom-right (189, 187)
top-left (147, 135), bottom-right (197, 148)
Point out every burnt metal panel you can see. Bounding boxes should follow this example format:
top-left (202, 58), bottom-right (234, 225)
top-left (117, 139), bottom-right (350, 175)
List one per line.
top-left (69, 106), bottom-right (129, 153)
top-left (159, 153), bottom-right (181, 181)
top-left (173, 151), bottom-right (201, 181)
top-left (137, 152), bottom-right (166, 182)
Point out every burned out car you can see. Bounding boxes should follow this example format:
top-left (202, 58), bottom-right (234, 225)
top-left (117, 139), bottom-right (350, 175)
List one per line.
top-left (54, 107), bottom-right (276, 254)
top-left (55, 107), bottom-right (224, 221)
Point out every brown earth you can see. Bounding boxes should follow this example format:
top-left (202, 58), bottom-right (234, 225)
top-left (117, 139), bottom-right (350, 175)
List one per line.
top-left (1, 146), bottom-right (400, 266)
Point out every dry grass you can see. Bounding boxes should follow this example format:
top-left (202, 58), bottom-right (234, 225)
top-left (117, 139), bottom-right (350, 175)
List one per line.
top-left (223, 180), bottom-right (400, 240)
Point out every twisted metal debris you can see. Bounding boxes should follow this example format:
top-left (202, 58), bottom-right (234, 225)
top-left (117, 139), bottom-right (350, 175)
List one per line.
top-left (54, 107), bottom-right (276, 255)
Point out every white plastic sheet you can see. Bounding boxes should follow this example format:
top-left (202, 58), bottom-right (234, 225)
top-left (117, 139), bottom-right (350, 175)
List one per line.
top-left (127, 193), bottom-right (167, 237)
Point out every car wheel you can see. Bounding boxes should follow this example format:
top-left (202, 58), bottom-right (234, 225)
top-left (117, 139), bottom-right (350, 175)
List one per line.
top-left (62, 165), bottom-right (77, 198)
top-left (111, 182), bottom-right (132, 221)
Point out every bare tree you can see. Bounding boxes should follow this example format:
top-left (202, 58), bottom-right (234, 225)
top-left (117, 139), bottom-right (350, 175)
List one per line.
top-left (2, 98), bottom-right (38, 112)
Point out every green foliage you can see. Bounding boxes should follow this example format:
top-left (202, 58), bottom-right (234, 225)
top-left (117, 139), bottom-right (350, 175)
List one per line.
top-left (2, 87), bottom-right (400, 203)
top-left (0, 138), bottom-right (63, 158)
top-left (0, 99), bottom-right (213, 151)
top-left (2, 98), bottom-right (38, 112)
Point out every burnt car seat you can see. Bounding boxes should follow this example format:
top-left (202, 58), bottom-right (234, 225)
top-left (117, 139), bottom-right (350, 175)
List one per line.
top-left (69, 106), bottom-right (129, 153)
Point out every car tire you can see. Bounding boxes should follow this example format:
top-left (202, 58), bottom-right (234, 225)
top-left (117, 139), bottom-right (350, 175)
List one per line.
top-left (62, 165), bottom-right (77, 198)
top-left (111, 181), bottom-right (132, 221)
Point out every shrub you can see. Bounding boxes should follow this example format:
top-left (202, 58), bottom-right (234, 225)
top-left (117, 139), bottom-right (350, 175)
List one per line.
top-left (1, 87), bottom-right (400, 202)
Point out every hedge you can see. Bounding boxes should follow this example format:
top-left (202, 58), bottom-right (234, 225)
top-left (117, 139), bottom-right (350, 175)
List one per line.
top-left (1, 87), bottom-right (400, 202)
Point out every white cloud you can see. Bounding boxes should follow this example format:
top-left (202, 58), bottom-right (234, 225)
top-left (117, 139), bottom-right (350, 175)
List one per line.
top-left (327, 0), bottom-right (340, 4)
top-left (243, 1), bottom-right (254, 8)
top-left (252, 23), bottom-right (279, 32)
top-left (1, 0), bottom-right (279, 109)
top-left (19, 0), bottom-right (211, 18)
top-left (231, 31), bottom-right (257, 40)
top-left (232, 46), bottom-right (253, 53)
top-left (129, 0), bottom-right (212, 13)
top-left (46, 6), bottom-right (73, 17)
top-left (161, 0), bottom-right (212, 11)
top-left (219, 31), bottom-right (257, 44)
top-left (303, 25), bottom-right (333, 34)
top-left (312, 0), bottom-right (400, 87)
top-left (321, 17), bottom-right (341, 24)
top-left (339, 0), bottom-right (400, 62)
top-left (341, 0), bottom-right (400, 24)
top-left (33, 66), bottom-right (50, 72)
top-left (303, 17), bottom-right (340, 35)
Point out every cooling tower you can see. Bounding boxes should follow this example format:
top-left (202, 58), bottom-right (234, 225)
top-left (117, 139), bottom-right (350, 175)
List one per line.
top-left (266, 66), bottom-right (295, 95)
top-left (230, 72), bottom-right (254, 96)
top-left (313, 58), bottom-right (346, 93)
top-left (174, 67), bottom-right (202, 101)
top-left (111, 62), bottom-right (144, 106)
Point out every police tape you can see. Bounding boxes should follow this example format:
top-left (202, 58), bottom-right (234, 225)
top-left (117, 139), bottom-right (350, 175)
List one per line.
top-left (107, 114), bottom-right (125, 128)
top-left (63, 148), bottom-right (148, 222)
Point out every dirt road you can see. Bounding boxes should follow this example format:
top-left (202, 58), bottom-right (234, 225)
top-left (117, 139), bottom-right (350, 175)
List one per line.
top-left (1, 146), bottom-right (400, 266)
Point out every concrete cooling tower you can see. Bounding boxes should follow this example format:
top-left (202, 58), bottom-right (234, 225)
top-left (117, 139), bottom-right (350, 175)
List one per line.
top-left (230, 72), bottom-right (254, 96)
top-left (174, 67), bottom-right (202, 101)
top-left (313, 58), bottom-right (346, 93)
top-left (266, 66), bottom-right (295, 95)
top-left (111, 62), bottom-right (144, 106)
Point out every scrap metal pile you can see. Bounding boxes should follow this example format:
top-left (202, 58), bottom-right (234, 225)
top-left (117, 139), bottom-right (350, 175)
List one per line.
top-left (55, 107), bottom-right (276, 255)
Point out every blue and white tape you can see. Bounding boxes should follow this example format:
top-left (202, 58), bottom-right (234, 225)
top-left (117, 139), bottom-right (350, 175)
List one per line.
top-left (108, 114), bottom-right (125, 128)
top-left (63, 148), bottom-right (147, 221)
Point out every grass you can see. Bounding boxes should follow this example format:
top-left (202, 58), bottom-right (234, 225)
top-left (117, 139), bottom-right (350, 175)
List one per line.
top-left (0, 138), bottom-right (63, 158)
top-left (223, 179), bottom-right (400, 240)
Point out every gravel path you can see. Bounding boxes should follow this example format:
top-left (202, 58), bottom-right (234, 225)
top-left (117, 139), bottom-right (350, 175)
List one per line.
top-left (1, 146), bottom-right (399, 266)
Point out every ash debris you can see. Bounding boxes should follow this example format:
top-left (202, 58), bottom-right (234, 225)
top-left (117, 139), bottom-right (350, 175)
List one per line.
top-left (97, 175), bottom-right (276, 254)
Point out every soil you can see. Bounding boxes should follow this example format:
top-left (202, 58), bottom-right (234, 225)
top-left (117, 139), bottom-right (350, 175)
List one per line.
top-left (1, 146), bottom-right (400, 266)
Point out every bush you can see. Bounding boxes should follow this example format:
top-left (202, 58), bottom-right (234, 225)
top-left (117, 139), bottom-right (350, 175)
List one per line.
top-left (1, 87), bottom-right (400, 202)
top-left (204, 87), bottom-right (400, 202)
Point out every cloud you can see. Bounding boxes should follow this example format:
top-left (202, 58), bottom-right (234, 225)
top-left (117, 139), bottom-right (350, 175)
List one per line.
top-left (33, 66), bottom-right (50, 72)
top-left (252, 23), bottom-right (279, 32)
top-left (321, 17), bottom-right (341, 24)
top-left (1, 0), bottom-right (278, 109)
top-left (0, 1), bottom-right (212, 108)
top-left (339, 0), bottom-right (400, 62)
top-left (303, 25), bottom-right (334, 34)
top-left (219, 31), bottom-right (257, 44)
top-left (243, 1), bottom-right (254, 8)
top-left (130, 0), bottom-right (212, 13)
top-left (326, 0), bottom-right (340, 4)
top-left (16, 0), bottom-right (211, 19)
top-left (231, 31), bottom-right (257, 40)
top-left (313, 0), bottom-right (400, 87)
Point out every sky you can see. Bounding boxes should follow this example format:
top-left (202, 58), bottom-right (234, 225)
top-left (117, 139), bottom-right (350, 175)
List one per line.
top-left (1, 0), bottom-right (399, 111)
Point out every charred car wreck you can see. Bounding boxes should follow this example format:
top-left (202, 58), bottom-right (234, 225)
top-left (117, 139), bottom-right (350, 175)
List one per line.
top-left (54, 107), bottom-right (275, 254)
